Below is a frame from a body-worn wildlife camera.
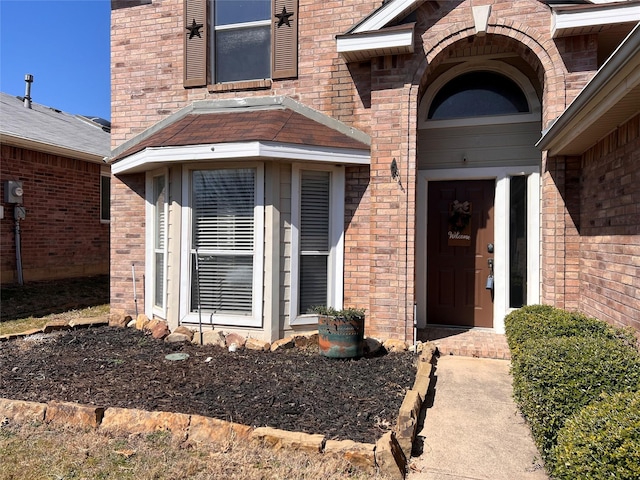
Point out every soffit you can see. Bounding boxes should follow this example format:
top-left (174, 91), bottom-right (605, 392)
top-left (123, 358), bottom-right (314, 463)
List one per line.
top-left (537, 24), bottom-right (640, 156)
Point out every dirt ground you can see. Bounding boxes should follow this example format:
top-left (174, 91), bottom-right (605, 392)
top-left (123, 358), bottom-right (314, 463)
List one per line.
top-left (0, 326), bottom-right (416, 443)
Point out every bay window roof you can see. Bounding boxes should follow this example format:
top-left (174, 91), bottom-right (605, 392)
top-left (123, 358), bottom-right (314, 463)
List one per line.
top-left (110, 96), bottom-right (370, 174)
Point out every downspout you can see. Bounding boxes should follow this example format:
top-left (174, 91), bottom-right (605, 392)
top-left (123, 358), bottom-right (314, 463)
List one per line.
top-left (15, 212), bottom-right (24, 285)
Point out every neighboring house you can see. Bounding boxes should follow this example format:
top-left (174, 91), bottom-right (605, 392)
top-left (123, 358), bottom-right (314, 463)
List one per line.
top-left (0, 89), bottom-right (111, 284)
top-left (108, 0), bottom-right (640, 342)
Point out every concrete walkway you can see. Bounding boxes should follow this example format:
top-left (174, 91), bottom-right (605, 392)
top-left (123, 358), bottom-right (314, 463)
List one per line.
top-left (407, 355), bottom-right (548, 480)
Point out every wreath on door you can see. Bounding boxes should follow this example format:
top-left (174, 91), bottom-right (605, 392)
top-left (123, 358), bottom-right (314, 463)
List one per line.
top-left (449, 200), bottom-right (472, 233)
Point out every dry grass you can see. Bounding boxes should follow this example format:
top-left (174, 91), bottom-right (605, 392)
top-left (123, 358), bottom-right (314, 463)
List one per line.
top-left (0, 422), bottom-right (392, 480)
top-left (0, 275), bottom-right (110, 336)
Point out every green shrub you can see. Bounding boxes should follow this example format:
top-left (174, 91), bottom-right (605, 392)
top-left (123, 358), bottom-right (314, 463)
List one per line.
top-left (504, 305), bottom-right (635, 358)
top-left (553, 391), bottom-right (640, 480)
top-left (512, 335), bottom-right (640, 463)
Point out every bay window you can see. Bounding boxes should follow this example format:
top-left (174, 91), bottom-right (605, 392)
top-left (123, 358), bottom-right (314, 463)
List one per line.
top-left (181, 165), bottom-right (264, 327)
top-left (290, 164), bottom-right (344, 324)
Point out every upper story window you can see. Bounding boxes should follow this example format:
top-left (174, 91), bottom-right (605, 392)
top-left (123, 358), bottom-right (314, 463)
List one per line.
top-left (428, 71), bottom-right (529, 120)
top-left (211, 0), bottom-right (271, 83)
top-left (184, 0), bottom-right (298, 88)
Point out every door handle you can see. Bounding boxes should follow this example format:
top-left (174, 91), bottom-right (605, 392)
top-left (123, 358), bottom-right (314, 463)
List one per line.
top-left (486, 258), bottom-right (494, 290)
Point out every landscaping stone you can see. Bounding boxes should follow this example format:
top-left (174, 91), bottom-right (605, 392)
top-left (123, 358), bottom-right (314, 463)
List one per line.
top-left (364, 337), bottom-right (383, 355)
top-left (375, 431), bottom-right (407, 480)
top-left (68, 317), bottom-right (109, 329)
top-left (149, 320), bottom-right (170, 340)
top-left (395, 390), bottom-right (422, 459)
top-left (270, 337), bottom-right (295, 351)
top-left (109, 313), bottom-right (131, 328)
top-left (0, 399), bottom-right (46, 424)
top-left (173, 326), bottom-right (194, 341)
top-left (188, 414), bottom-right (253, 445)
top-left (324, 439), bottom-right (376, 470)
top-left (43, 318), bottom-right (70, 333)
top-left (165, 332), bottom-right (190, 344)
top-left (412, 362), bottom-right (433, 402)
top-left (225, 333), bottom-right (246, 348)
top-left (251, 426), bottom-right (325, 453)
top-left (383, 339), bottom-right (409, 353)
top-left (245, 337), bottom-right (270, 351)
top-left (135, 314), bottom-right (150, 331)
top-left (101, 407), bottom-right (190, 440)
top-left (201, 330), bottom-right (226, 348)
top-left (45, 400), bottom-right (104, 428)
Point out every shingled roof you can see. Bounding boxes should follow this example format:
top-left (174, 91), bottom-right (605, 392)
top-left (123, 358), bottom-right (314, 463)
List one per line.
top-left (0, 92), bottom-right (110, 162)
top-left (109, 96), bottom-right (370, 174)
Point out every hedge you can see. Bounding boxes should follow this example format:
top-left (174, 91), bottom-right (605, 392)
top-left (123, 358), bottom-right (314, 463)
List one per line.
top-left (504, 305), bottom-right (636, 359)
top-left (553, 391), bottom-right (640, 480)
top-left (511, 335), bottom-right (640, 463)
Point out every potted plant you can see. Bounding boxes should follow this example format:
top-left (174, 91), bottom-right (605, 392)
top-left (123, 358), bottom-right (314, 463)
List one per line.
top-left (309, 306), bottom-right (366, 359)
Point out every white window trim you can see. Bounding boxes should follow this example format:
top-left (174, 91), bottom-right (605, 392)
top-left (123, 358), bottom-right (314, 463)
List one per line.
top-left (145, 168), bottom-right (169, 319)
top-left (290, 163), bottom-right (345, 325)
top-left (179, 162), bottom-right (264, 327)
top-left (418, 59), bottom-right (542, 130)
top-left (416, 166), bottom-right (540, 334)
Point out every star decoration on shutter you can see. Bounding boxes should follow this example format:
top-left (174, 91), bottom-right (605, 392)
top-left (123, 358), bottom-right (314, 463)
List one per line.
top-left (186, 18), bottom-right (203, 39)
top-left (275, 6), bottom-right (294, 28)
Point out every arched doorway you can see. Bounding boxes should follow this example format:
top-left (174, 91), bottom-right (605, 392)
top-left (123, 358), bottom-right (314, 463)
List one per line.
top-left (416, 59), bottom-right (542, 333)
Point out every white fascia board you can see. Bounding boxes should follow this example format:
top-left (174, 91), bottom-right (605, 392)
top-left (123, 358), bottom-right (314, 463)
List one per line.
top-left (352, 0), bottom-right (423, 33)
top-left (111, 142), bottom-right (370, 174)
top-left (337, 28), bottom-right (414, 54)
top-left (552, 3), bottom-right (640, 38)
top-left (537, 23), bottom-right (640, 153)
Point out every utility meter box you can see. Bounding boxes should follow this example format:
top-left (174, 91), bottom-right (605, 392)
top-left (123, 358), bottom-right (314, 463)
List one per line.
top-left (4, 181), bottom-right (24, 204)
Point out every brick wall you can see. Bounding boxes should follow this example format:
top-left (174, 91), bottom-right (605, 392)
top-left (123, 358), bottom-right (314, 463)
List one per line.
top-left (0, 145), bottom-right (109, 284)
top-left (578, 114), bottom-right (640, 331)
top-left (110, 0), bottom-right (605, 339)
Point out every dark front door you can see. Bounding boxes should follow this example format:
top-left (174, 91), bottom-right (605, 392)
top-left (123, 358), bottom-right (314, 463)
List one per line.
top-left (427, 180), bottom-right (495, 328)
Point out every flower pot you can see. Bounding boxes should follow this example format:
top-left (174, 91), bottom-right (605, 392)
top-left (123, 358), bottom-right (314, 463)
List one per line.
top-left (317, 314), bottom-right (364, 359)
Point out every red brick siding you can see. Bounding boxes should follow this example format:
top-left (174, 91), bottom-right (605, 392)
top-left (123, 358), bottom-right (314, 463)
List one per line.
top-left (110, 0), bottom-right (606, 339)
top-left (578, 114), bottom-right (640, 331)
top-left (0, 145), bottom-right (109, 283)
top-left (109, 173), bottom-right (146, 316)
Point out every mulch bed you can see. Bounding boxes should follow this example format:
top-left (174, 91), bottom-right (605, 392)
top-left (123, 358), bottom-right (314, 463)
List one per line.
top-left (0, 326), bottom-right (417, 443)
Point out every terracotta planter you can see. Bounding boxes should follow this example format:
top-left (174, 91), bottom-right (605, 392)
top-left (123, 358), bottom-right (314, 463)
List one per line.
top-left (317, 314), bottom-right (364, 359)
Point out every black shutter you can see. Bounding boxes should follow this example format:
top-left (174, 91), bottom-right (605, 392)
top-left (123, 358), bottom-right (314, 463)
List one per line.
top-left (272, 0), bottom-right (298, 79)
top-left (184, 0), bottom-right (207, 88)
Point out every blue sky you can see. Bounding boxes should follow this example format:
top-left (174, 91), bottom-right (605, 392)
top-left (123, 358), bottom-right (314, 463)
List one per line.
top-left (0, 0), bottom-right (111, 120)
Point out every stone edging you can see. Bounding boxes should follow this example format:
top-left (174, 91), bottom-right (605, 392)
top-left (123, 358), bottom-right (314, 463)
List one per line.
top-left (0, 319), bottom-right (437, 479)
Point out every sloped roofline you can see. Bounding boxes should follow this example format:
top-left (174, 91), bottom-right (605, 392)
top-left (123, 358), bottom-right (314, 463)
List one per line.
top-left (347, 0), bottom-right (425, 34)
top-left (537, 22), bottom-right (640, 155)
top-left (110, 96), bottom-right (370, 162)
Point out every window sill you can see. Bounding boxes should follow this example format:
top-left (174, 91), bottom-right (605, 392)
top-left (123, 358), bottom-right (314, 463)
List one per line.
top-left (208, 79), bottom-right (272, 93)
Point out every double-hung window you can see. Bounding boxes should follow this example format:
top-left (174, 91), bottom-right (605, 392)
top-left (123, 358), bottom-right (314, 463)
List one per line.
top-left (146, 171), bottom-right (168, 318)
top-left (211, 1), bottom-right (271, 83)
top-left (181, 165), bottom-right (264, 327)
top-left (290, 164), bottom-right (344, 324)
top-left (184, 0), bottom-right (298, 87)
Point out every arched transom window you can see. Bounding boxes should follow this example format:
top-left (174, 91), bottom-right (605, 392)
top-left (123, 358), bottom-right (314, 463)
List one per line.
top-left (428, 71), bottom-right (530, 120)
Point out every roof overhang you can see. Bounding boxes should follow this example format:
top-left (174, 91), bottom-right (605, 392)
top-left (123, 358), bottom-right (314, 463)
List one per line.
top-left (551, 2), bottom-right (640, 38)
top-left (0, 133), bottom-right (107, 164)
top-left (336, 0), bottom-right (425, 62)
top-left (111, 142), bottom-right (370, 175)
top-left (537, 23), bottom-right (640, 156)
top-left (109, 96), bottom-right (371, 174)
top-left (337, 23), bottom-right (415, 63)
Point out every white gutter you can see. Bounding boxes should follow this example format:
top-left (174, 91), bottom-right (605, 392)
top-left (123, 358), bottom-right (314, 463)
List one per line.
top-left (552, 2), bottom-right (640, 38)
